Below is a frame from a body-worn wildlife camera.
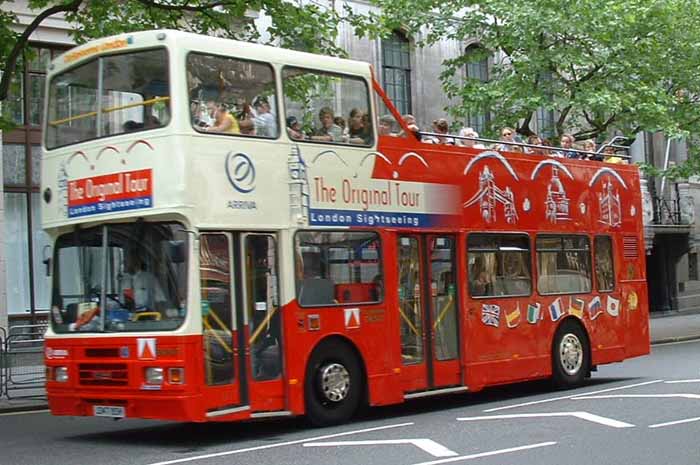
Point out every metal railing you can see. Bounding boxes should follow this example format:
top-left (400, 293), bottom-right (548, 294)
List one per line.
top-left (1, 324), bottom-right (47, 400)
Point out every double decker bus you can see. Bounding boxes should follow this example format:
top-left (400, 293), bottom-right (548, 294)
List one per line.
top-left (42, 30), bottom-right (649, 425)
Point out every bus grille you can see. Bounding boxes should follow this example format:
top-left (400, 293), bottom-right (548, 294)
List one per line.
top-left (79, 363), bottom-right (128, 386)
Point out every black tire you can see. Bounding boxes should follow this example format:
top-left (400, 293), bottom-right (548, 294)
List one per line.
top-left (305, 339), bottom-right (363, 426)
top-left (551, 320), bottom-right (590, 388)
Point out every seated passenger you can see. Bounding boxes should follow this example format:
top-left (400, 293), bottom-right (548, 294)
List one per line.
top-left (286, 116), bottom-right (305, 140)
top-left (581, 139), bottom-right (601, 161)
top-left (398, 114), bottom-right (420, 137)
top-left (239, 96), bottom-right (277, 137)
top-left (206, 104), bottom-right (240, 134)
top-left (123, 120), bottom-right (144, 132)
top-left (378, 115), bottom-right (396, 136)
top-left (602, 145), bottom-right (626, 164)
top-left (554, 133), bottom-right (579, 159)
top-left (494, 127), bottom-right (523, 153)
top-left (347, 108), bottom-right (372, 145)
top-left (310, 107), bottom-right (343, 142)
top-left (456, 127), bottom-right (486, 149)
top-left (470, 271), bottom-right (493, 297)
top-left (525, 134), bottom-right (548, 156)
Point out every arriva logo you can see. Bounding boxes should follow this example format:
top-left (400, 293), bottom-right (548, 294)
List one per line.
top-left (225, 152), bottom-right (256, 193)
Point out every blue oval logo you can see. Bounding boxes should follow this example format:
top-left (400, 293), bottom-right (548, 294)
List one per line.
top-left (225, 152), bottom-right (256, 193)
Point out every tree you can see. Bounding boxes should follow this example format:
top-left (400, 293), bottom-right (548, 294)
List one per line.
top-left (0, 0), bottom-right (345, 129)
top-left (355, 0), bottom-right (700, 143)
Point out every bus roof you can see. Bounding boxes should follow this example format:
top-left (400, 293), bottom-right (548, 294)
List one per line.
top-left (49, 29), bottom-right (372, 78)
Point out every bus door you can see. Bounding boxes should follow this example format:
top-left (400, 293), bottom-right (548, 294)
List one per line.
top-left (199, 233), bottom-right (284, 417)
top-left (398, 234), bottom-right (461, 393)
top-left (199, 232), bottom-right (241, 414)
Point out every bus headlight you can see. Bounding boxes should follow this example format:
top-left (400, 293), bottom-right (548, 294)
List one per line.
top-left (145, 367), bottom-right (164, 385)
top-left (55, 366), bottom-right (69, 383)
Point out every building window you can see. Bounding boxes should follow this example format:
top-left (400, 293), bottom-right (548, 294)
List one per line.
top-left (3, 45), bottom-right (67, 322)
top-left (536, 72), bottom-right (556, 138)
top-left (464, 45), bottom-right (490, 135)
top-left (382, 31), bottom-right (412, 115)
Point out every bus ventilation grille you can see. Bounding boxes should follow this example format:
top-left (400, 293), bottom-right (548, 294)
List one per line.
top-left (622, 236), bottom-right (639, 259)
top-left (79, 363), bottom-right (129, 386)
top-left (85, 348), bottom-right (120, 358)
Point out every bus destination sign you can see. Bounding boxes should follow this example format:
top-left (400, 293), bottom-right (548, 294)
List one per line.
top-left (67, 169), bottom-right (153, 218)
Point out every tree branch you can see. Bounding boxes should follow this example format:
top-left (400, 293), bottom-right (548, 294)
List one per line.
top-left (0, 0), bottom-right (83, 102)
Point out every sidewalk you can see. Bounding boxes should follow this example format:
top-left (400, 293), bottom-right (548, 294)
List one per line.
top-left (1, 312), bottom-right (699, 415)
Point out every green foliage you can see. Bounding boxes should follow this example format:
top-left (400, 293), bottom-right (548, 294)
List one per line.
top-left (0, 0), bottom-right (347, 130)
top-left (358, 0), bottom-right (700, 146)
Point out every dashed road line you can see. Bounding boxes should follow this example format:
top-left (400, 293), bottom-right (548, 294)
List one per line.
top-left (458, 411), bottom-right (634, 428)
top-left (410, 442), bottom-right (557, 465)
top-left (664, 379), bottom-right (700, 384)
top-left (573, 394), bottom-right (700, 400)
top-left (649, 417), bottom-right (700, 429)
top-left (304, 439), bottom-right (458, 457)
top-left (145, 422), bottom-right (414, 465)
top-left (0, 409), bottom-right (49, 417)
top-left (483, 379), bottom-right (663, 412)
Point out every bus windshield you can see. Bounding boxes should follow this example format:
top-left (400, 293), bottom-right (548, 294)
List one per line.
top-left (46, 48), bottom-right (170, 149)
top-left (50, 222), bottom-right (188, 333)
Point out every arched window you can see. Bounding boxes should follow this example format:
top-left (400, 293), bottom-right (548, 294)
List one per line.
top-left (381, 31), bottom-right (412, 115)
top-left (464, 45), bottom-right (490, 134)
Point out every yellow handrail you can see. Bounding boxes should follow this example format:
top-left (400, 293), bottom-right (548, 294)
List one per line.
top-left (48, 96), bottom-right (170, 126)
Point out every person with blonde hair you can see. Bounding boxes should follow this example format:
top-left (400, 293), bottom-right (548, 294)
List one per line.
top-left (494, 127), bottom-right (523, 153)
top-left (456, 127), bottom-right (486, 149)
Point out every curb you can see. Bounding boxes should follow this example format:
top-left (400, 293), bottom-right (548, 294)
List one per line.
top-left (0, 403), bottom-right (49, 415)
top-left (651, 334), bottom-right (700, 345)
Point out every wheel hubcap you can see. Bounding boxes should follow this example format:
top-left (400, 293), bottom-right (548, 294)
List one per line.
top-left (319, 363), bottom-right (350, 402)
top-left (559, 333), bottom-right (583, 375)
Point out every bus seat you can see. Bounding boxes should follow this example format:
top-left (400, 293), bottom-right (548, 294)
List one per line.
top-left (298, 278), bottom-right (335, 306)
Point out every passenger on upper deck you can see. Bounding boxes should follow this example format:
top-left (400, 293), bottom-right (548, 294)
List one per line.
top-left (581, 139), bottom-right (602, 161)
top-left (378, 115), bottom-right (395, 136)
top-left (347, 108), bottom-right (372, 145)
top-left (456, 127), bottom-right (486, 149)
top-left (602, 144), bottom-right (626, 164)
top-left (286, 116), bottom-right (305, 140)
top-left (398, 114), bottom-right (420, 137)
top-left (206, 102), bottom-right (240, 134)
top-left (525, 134), bottom-right (548, 156)
top-left (423, 118), bottom-right (454, 145)
top-left (494, 127), bottom-right (523, 153)
top-left (239, 96), bottom-right (277, 137)
top-left (555, 133), bottom-right (578, 159)
top-left (310, 107), bottom-right (343, 142)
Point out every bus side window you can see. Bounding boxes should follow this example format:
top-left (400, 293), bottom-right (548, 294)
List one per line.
top-left (282, 67), bottom-right (374, 147)
top-left (536, 235), bottom-right (592, 295)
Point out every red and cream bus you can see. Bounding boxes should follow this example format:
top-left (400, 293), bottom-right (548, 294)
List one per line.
top-left (42, 30), bottom-right (649, 425)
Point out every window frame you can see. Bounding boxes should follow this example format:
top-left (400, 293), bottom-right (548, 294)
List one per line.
top-left (467, 232), bottom-right (533, 299)
top-left (281, 65), bottom-right (375, 148)
top-left (381, 30), bottom-right (412, 116)
top-left (45, 46), bottom-right (171, 150)
top-left (186, 51), bottom-right (281, 141)
top-left (594, 235), bottom-right (616, 293)
top-left (535, 234), bottom-right (592, 296)
top-left (294, 229), bottom-right (383, 308)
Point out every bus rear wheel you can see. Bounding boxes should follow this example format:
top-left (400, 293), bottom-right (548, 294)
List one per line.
top-left (552, 320), bottom-right (590, 388)
top-left (305, 339), bottom-right (363, 426)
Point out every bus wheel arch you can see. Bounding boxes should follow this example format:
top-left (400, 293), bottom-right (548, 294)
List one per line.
top-left (304, 336), bottom-right (367, 426)
top-left (551, 317), bottom-right (591, 388)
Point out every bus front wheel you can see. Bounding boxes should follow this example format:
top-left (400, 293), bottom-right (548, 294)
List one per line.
top-left (552, 320), bottom-right (590, 388)
top-left (305, 339), bottom-right (363, 426)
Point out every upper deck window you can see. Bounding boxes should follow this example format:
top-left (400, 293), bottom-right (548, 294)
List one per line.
top-left (46, 48), bottom-right (170, 149)
top-left (282, 67), bottom-right (374, 147)
top-left (187, 53), bottom-right (279, 139)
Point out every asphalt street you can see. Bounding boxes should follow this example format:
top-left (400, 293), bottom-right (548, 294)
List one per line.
top-left (1, 339), bottom-right (699, 465)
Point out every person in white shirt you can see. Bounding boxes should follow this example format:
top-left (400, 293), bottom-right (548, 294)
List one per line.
top-left (120, 253), bottom-right (166, 311)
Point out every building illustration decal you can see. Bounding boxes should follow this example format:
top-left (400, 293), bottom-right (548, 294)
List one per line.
top-left (598, 179), bottom-right (622, 227)
top-left (544, 167), bottom-right (570, 223)
top-left (288, 144), bottom-right (310, 224)
top-left (464, 165), bottom-right (518, 224)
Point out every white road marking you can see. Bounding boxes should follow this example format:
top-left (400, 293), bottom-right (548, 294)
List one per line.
top-left (411, 442), bottom-right (557, 465)
top-left (145, 422), bottom-right (414, 465)
top-left (458, 411), bottom-right (634, 428)
top-left (664, 379), bottom-right (700, 384)
top-left (483, 379), bottom-right (663, 412)
top-left (649, 417), bottom-right (700, 428)
top-left (0, 409), bottom-right (49, 417)
top-left (654, 339), bottom-right (700, 347)
top-left (573, 394), bottom-right (700, 400)
top-left (304, 439), bottom-right (458, 457)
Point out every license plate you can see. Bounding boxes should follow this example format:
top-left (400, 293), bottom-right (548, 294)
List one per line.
top-left (93, 405), bottom-right (125, 418)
